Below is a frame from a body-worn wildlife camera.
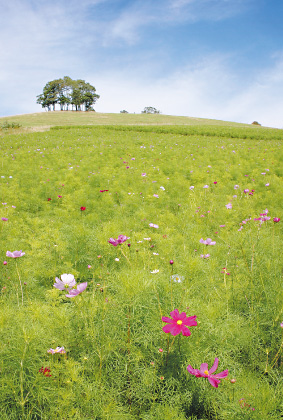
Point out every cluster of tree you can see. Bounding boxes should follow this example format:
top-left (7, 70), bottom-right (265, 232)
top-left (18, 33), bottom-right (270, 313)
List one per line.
top-left (141, 106), bottom-right (160, 114)
top-left (36, 76), bottom-right (100, 111)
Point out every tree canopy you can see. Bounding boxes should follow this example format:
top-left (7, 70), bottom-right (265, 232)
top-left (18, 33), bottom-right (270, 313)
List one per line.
top-left (36, 77), bottom-right (100, 111)
top-left (141, 106), bottom-right (160, 114)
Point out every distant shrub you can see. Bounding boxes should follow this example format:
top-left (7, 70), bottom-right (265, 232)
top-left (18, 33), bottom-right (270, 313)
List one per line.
top-left (251, 121), bottom-right (261, 125)
top-left (0, 121), bottom-right (22, 129)
top-left (120, 110), bottom-right (129, 113)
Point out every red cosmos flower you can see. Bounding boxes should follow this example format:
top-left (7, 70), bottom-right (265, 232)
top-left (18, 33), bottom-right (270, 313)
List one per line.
top-left (47, 198), bottom-right (51, 201)
top-left (80, 206), bottom-right (86, 211)
top-left (187, 358), bottom-right (228, 388)
top-left (39, 366), bottom-right (52, 377)
top-left (162, 309), bottom-right (197, 336)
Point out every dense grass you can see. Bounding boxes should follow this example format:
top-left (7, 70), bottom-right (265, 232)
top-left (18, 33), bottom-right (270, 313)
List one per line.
top-left (0, 122), bottom-right (282, 419)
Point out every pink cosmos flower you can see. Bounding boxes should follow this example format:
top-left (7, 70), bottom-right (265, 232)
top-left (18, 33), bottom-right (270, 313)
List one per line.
top-left (6, 250), bottom-right (25, 258)
top-left (108, 235), bottom-right (129, 246)
top-left (244, 189), bottom-right (249, 194)
top-left (47, 346), bottom-right (66, 354)
top-left (200, 254), bottom-right (210, 259)
top-left (199, 238), bottom-right (216, 245)
top-left (162, 309), bottom-right (197, 336)
top-left (141, 173), bottom-right (146, 177)
top-left (187, 357), bottom-right (228, 388)
top-left (225, 203), bottom-right (232, 209)
top-left (203, 185), bottom-right (209, 189)
top-left (3, 261), bottom-right (7, 265)
top-left (1, 217), bottom-right (8, 221)
top-left (149, 223), bottom-right (159, 228)
top-left (234, 185), bottom-right (239, 189)
top-left (65, 282), bottom-right (88, 298)
top-left (53, 274), bottom-right (76, 291)
top-left (273, 217), bottom-right (280, 223)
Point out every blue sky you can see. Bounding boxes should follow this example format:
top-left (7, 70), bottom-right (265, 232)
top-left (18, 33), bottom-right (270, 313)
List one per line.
top-left (1, 0), bottom-right (283, 127)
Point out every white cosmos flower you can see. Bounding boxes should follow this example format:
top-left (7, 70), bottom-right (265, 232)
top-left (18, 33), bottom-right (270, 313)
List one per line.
top-left (171, 274), bottom-right (184, 283)
top-left (150, 269), bottom-right (159, 274)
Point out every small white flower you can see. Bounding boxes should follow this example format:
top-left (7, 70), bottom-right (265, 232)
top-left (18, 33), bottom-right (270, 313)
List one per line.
top-left (171, 274), bottom-right (183, 283)
top-left (150, 269), bottom-right (159, 274)
top-left (115, 258), bottom-right (119, 262)
top-left (153, 252), bottom-right (159, 255)
top-left (160, 186), bottom-right (165, 191)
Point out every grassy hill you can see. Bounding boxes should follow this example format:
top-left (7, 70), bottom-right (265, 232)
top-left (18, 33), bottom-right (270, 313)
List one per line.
top-left (0, 110), bottom-right (259, 132)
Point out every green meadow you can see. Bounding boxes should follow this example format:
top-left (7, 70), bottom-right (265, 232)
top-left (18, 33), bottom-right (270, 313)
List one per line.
top-left (0, 113), bottom-right (282, 419)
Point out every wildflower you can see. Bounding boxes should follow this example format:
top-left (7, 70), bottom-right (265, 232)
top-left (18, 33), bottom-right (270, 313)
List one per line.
top-left (47, 346), bottom-right (66, 354)
top-left (108, 235), bottom-right (129, 246)
top-left (189, 186), bottom-right (194, 190)
top-left (265, 183), bottom-right (269, 186)
top-left (214, 181), bottom-right (217, 184)
top-left (203, 185), bottom-right (209, 188)
top-left (53, 274), bottom-right (76, 291)
top-left (273, 217), bottom-right (280, 223)
top-left (280, 322), bottom-right (283, 328)
top-left (87, 265), bottom-right (92, 269)
top-left (80, 206), bottom-right (86, 211)
top-left (162, 308), bottom-right (197, 336)
top-left (149, 223), bottom-right (159, 228)
top-left (150, 269), bottom-right (159, 274)
top-left (58, 195), bottom-right (62, 198)
top-left (6, 250), bottom-right (25, 258)
top-left (171, 274), bottom-right (184, 283)
top-left (187, 357), bottom-right (228, 388)
top-left (141, 173), bottom-right (146, 176)
top-left (158, 348), bottom-right (163, 353)
top-left (47, 198), bottom-right (51, 201)
top-left (230, 378), bottom-right (236, 383)
top-left (200, 254), bottom-right (210, 259)
top-left (1, 217), bottom-right (8, 221)
top-left (144, 237), bottom-right (151, 241)
top-left (153, 194), bottom-right (159, 198)
top-left (115, 258), bottom-right (119, 261)
top-left (160, 186), bottom-right (165, 191)
top-left (244, 189), bottom-right (249, 194)
top-left (153, 252), bottom-right (159, 255)
top-left (65, 282), bottom-right (88, 298)
top-left (39, 367), bottom-right (52, 377)
top-left (219, 225), bottom-right (225, 227)
top-left (3, 261), bottom-right (7, 265)
top-left (169, 260), bottom-right (174, 265)
top-left (225, 203), bottom-right (232, 209)
top-left (199, 238), bottom-right (216, 245)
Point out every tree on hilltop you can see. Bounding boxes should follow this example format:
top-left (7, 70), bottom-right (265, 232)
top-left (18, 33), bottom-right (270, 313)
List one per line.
top-left (36, 77), bottom-right (100, 111)
top-left (141, 106), bottom-right (160, 114)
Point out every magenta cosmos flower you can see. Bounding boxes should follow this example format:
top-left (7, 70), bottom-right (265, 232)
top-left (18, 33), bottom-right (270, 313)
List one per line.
top-left (200, 238), bottom-right (216, 245)
top-left (273, 217), bottom-right (280, 223)
top-left (162, 309), bottom-right (197, 336)
top-left (6, 250), bottom-right (25, 258)
top-left (108, 235), bottom-right (129, 246)
top-left (187, 357), bottom-right (228, 388)
top-left (65, 282), bottom-right (88, 298)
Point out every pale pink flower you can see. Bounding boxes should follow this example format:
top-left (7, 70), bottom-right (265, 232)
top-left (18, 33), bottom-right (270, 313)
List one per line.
top-left (149, 223), bottom-right (159, 228)
top-left (200, 238), bottom-right (216, 245)
top-left (200, 254), bottom-right (210, 259)
top-left (65, 282), bottom-right (88, 298)
top-left (6, 250), bottom-right (25, 258)
top-left (1, 217), bottom-right (8, 221)
top-left (225, 203), bottom-right (232, 209)
top-left (53, 274), bottom-right (76, 291)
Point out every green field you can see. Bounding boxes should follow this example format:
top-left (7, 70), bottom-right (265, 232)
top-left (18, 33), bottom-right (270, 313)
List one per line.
top-left (0, 113), bottom-right (282, 419)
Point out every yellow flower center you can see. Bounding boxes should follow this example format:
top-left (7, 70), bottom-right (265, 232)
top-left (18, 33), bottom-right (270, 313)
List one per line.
top-left (177, 320), bottom-right (183, 325)
top-left (204, 370), bottom-right (209, 375)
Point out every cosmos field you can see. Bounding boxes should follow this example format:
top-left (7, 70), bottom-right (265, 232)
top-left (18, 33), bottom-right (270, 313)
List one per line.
top-left (0, 123), bottom-right (282, 419)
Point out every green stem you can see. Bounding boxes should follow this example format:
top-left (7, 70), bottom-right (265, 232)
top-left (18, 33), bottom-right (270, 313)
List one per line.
top-left (15, 261), bottom-right (24, 306)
